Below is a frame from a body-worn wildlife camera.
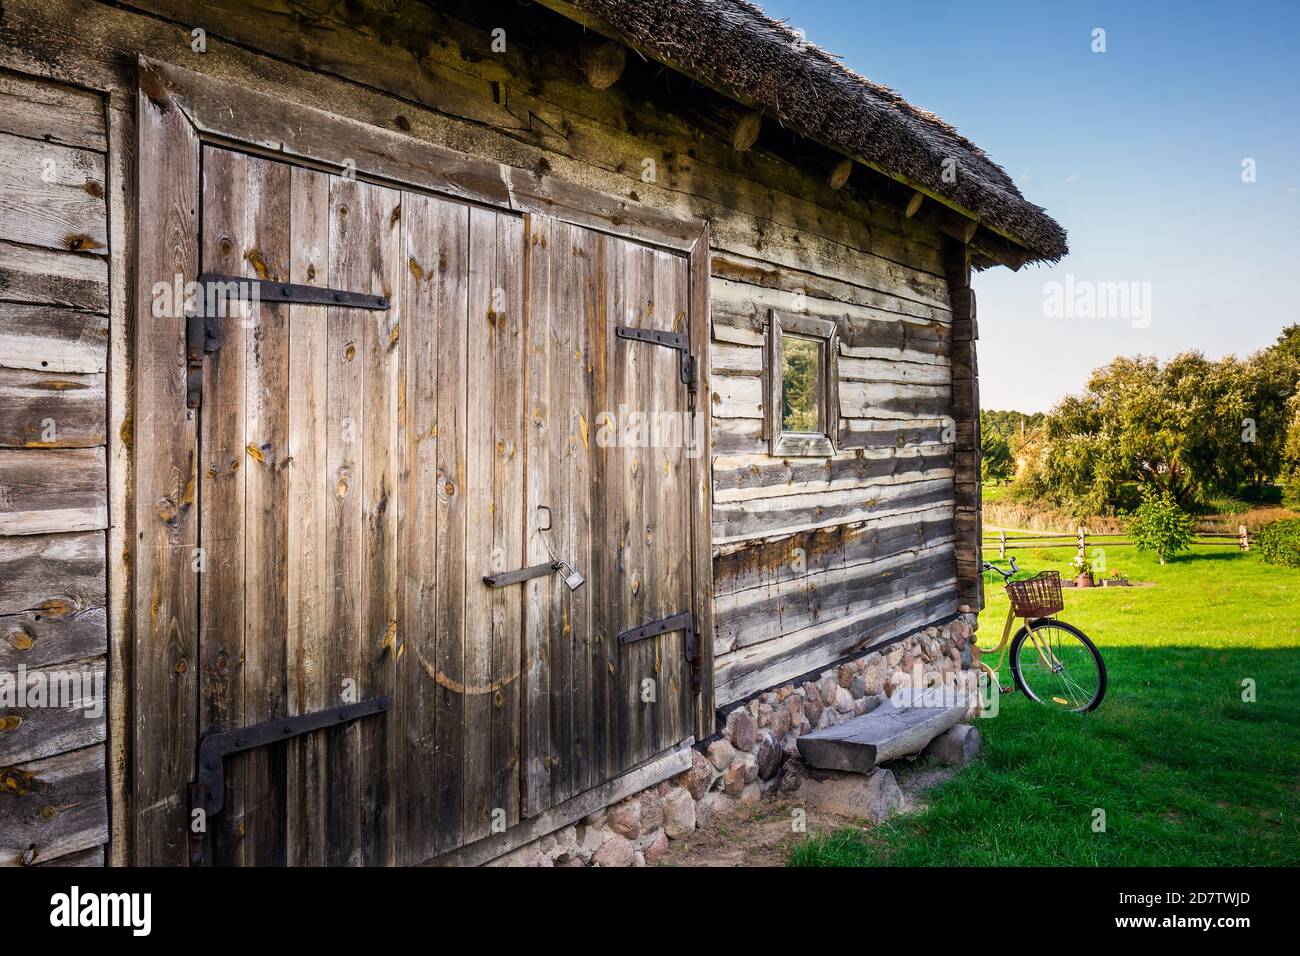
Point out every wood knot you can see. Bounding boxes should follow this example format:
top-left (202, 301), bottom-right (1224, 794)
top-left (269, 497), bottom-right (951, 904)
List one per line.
top-left (0, 769), bottom-right (35, 796)
top-left (64, 234), bottom-right (103, 253)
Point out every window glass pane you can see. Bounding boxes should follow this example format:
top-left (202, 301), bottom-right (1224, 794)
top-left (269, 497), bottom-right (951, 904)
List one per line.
top-left (781, 334), bottom-right (823, 433)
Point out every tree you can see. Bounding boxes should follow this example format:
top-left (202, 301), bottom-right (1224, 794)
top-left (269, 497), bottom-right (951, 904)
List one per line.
top-left (1016, 342), bottom-right (1300, 513)
top-left (1282, 397), bottom-right (1300, 508)
top-left (1128, 489), bottom-right (1195, 564)
top-left (980, 430), bottom-right (1012, 483)
top-left (979, 409), bottom-right (1044, 484)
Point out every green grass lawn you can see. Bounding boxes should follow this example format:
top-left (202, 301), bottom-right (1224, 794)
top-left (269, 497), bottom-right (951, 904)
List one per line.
top-left (980, 480), bottom-right (1014, 504)
top-left (791, 543), bottom-right (1300, 866)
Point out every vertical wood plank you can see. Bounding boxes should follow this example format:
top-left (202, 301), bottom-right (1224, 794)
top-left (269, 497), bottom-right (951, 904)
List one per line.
top-left (106, 92), bottom-right (135, 869)
top-left (285, 165), bottom-right (331, 866)
top-left (430, 201), bottom-right (470, 855)
top-left (601, 235), bottom-right (631, 778)
top-left (648, 250), bottom-right (672, 753)
top-left (568, 226), bottom-right (597, 798)
top-left (240, 154), bottom-right (292, 866)
top-left (589, 232), bottom-right (615, 787)
top-left (196, 146), bottom-right (248, 865)
top-left (688, 226), bottom-right (715, 736)
top-left (656, 249), bottom-right (692, 750)
top-left (359, 183), bottom-right (402, 866)
top-left (462, 208), bottom-right (494, 843)
top-left (397, 192), bottom-right (441, 861)
top-left (132, 62), bottom-right (200, 866)
top-left (611, 237), bottom-right (648, 768)
top-left (489, 210), bottom-right (525, 829)
top-left (546, 221), bottom-right (572, 806)
top-left (522, 214), bottom-right (553, 815)
top-left (323, 175), bottom-right (367, 865)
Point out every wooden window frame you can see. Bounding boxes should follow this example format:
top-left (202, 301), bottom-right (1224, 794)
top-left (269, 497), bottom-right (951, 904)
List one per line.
top-left (766, 309), bottom-right (839, 458)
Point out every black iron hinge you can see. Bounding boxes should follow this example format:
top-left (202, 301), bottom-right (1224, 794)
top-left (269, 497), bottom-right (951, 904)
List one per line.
top-left (618, 609), bottom-right (701, 692)
top-left (615, 326), bottom-right (698, 409)
top-left (188, 697), bottom-right (389, 865)
top-left (185, 274), bottom-right (390, 409)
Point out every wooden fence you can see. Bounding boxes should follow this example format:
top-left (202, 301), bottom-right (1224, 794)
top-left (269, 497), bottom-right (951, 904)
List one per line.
top-left (986, 525), bottom-right (1250, 561)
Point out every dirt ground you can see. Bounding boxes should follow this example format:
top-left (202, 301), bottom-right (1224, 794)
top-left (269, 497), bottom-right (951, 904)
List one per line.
top-left (654, 759), bottom-right (957, 867)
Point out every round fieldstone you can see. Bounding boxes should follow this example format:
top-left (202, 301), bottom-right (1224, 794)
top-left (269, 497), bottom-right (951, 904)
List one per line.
top-left (818, 676), bottom-right (838, 706)
top-left (771, 703), bottom-right (792, 737)
top-left (728, 710), bottom-right (756, 752)
top-left (606, 798), bottom-right (642, 839)
top-left (679, 750), bottom-right (713, 800)
top-left (786, 694), bottom-right (803, 722)
top-left (706, 737), bottom-right (736, 771)
top-left (662, 787), bottom-right (696, 838)
top-left (723, 761), bottom-right (746, 795)
top-left (755, 731), bottom-right (782, 780)
top-left (642, 829), bottom-right (670, 864)
top-left (593, 834), bottom-right (635, 867)
top-left (803, 688), bottom-right (824, 725)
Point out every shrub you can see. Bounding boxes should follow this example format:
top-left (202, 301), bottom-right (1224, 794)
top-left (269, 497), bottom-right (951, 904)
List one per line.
top-left (1255, 519), bottom-right (1300, 568)
top-left (1128, 489), bottom-right (1195, 564)
top-left (1284, 471), bottom-right (1300, 510)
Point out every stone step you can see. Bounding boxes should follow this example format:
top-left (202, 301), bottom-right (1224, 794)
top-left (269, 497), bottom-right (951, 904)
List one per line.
top-left (796, 690), bottom-right (969, 774)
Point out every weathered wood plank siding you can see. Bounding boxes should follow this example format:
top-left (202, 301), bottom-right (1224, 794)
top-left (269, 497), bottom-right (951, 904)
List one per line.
top-left (708, 256), bottom-right (958, 704)
top-left (0, 69), bottom-right (109, 866)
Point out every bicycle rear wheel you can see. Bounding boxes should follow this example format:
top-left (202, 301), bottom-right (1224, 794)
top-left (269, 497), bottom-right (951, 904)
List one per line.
top-left (1010, 619), bottom-right (1106, 712)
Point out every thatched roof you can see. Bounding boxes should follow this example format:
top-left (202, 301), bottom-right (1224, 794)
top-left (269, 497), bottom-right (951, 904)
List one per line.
top-left (555, 0), bottom-right (1068, 263)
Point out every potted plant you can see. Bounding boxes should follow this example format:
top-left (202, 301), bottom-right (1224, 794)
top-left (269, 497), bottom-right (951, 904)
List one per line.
top-left (1103, 568), bottom-right (1130, 587)
top-left (1071, 555), bottom-right (1094, 588)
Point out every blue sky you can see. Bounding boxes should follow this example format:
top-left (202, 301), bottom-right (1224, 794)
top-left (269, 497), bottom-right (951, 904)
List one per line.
top-left (755, 0), bottom-right (1300, 411)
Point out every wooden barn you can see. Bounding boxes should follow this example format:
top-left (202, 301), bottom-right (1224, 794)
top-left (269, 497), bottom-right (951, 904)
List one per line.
top-left (0, 0), bottom-right (1065, 866)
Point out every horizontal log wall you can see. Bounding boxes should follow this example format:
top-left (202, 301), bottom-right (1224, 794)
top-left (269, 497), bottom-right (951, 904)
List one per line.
top-left (0, 0), bottom-right (970, 855)
top-left (0, 69), bottom-right (109, 866)
top-left (708, 254), bottom-right (958, 704)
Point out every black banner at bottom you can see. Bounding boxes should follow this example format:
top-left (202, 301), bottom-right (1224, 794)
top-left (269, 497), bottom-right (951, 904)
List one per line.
top-left (1, 865), bottom-right (1281, 940)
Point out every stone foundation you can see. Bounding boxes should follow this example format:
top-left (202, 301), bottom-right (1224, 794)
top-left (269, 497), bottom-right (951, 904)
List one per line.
top-left (489, 613), bottom-right (981, 867)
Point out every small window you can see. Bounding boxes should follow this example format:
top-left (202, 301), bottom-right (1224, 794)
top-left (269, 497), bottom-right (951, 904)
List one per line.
top-left (767, 309), bottom-right (838, 457)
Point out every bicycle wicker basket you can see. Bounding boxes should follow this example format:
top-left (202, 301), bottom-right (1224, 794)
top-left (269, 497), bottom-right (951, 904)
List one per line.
top-left (1005, 570), bottom-right (1064, 618)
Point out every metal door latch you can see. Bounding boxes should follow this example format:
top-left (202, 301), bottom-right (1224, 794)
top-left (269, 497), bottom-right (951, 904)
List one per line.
top-left (483, 561), bottom-right (585, 591)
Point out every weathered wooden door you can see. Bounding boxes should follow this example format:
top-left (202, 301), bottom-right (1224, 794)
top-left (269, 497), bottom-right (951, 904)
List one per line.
top-left (194, 145), bottom-right (527, 864)
top-left (188, 148), bottom-right (696, 865)
top-left (521, 219), bottom-right (697, 815)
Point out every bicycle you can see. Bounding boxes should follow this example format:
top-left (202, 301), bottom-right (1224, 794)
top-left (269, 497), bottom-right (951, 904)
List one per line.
top-left (977, 558), bottom-right (1107, 712)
